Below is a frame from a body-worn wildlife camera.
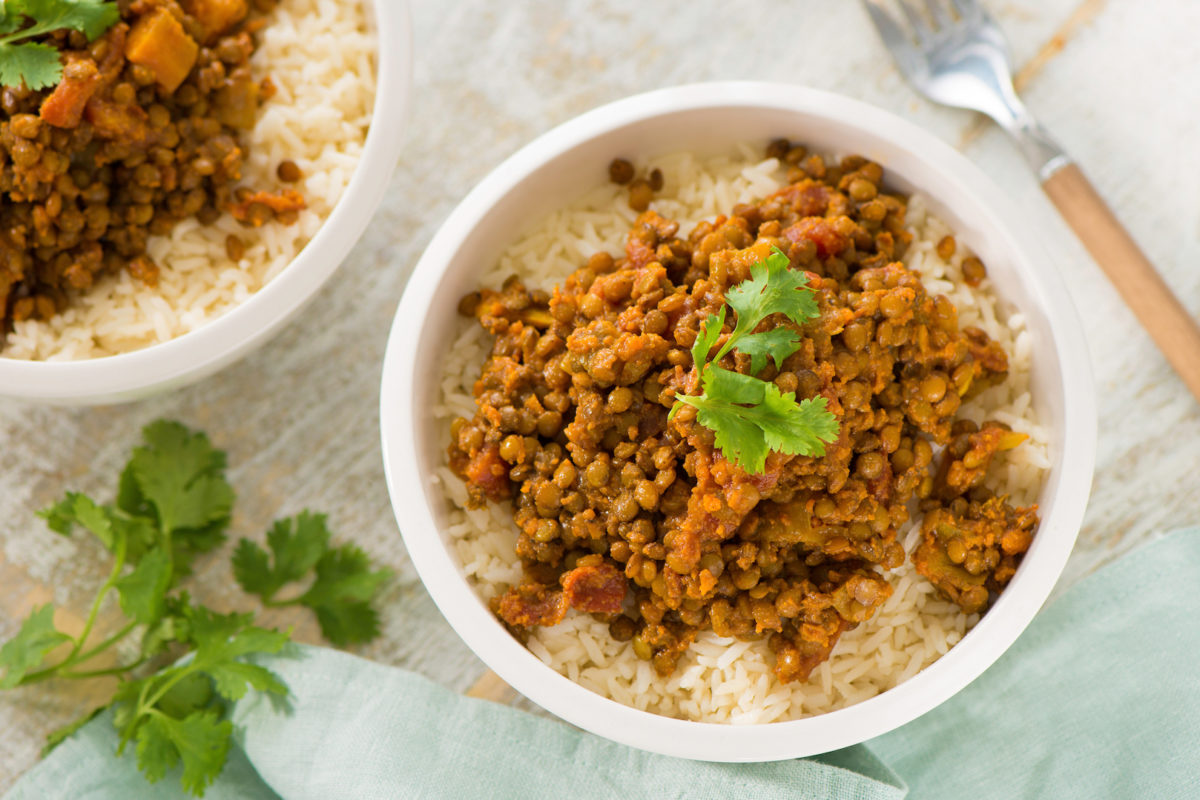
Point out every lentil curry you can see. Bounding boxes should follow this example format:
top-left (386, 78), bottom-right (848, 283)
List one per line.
top-left (449, 140), bottom-right (1039, 686)
top-left (0, 0), bottom-right (304, 331)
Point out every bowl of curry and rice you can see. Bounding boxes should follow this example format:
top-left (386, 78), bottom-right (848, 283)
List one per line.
top-left (0, 0), bottom-right (409, 403)
top-left (380, 83), bottom-right (1096, 760)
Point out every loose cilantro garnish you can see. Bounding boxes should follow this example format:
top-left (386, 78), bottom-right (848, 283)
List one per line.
top-left (672, 246), bottom-right (840, 473)
top-left (0, 421), bottom-right (391, 796)
top-left (0, 0), bottom-right (120, 90)
top-left (233, 512), bottom-right (391, 646)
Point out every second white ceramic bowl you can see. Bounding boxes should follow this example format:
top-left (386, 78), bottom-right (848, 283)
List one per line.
top-left (0, 0), bottom-right (411, 405)
top-left (380, 82), bottom-right (1096, 761)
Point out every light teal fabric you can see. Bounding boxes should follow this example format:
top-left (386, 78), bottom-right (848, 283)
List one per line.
top-left (870, 527), bottom-right (1200, 799)
top-left (7, 528), bottom-right (1200, 799)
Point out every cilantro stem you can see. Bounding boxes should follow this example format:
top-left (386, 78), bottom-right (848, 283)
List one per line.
top-left (67, 530), bottom-right (128, 665)
top-left (57, 659), bottom-right (148, 681)
top-left (75, 620), bottom-right (138, 663)
top-left (19, 533), bottom-right (131, 685)
top-left (0, 20), bottom-right (87, 46)
top-left (19, 620), bottom-right (139, 684)
top-left (139, 664), bottom-right (198, 715)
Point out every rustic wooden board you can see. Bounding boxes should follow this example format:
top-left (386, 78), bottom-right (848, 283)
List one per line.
top-left (2, 0), bottom-right (1196, 788)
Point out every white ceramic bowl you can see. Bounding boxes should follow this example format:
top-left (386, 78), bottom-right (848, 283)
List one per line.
top-left (380, 82), bottom-right (1096, 761)
top-left (0, 0), bottom-right (411, 405)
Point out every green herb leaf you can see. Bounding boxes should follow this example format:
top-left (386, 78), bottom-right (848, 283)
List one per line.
top-left (677, 376), bottom-right (839, 475)
top-left (206, 660), bottom-right (288, 703)
top-left (6, 421), bottom-right (391, 797)
top-left (0, 604), bottom-right (71, 688)
top-left (732, 327), bottom-right (804, 375)
top-left (234, 513), bottom-right (391, 647)
top-left (39, 492), bottom-right (159, 563)
top-left (4, 0), bottom-right (121, 40)
top-left (39, 492), bottom-right (111, 541)
top-left (724, 247), bottom-right (819, 339)
top-left (673, 247), bottom-right (838, 473)
top-left (232, 512), bottom-right (331, 601)
top-left (301, 546), bottom-right (390, 646)
top-left (116, 548), bottom-right (173, 626)
top-left (0, 41), bottom-right (60, 89)
top-left (114, 605), bottom-right (289, 795)
top-left (689, 307), bottom-right (725, 373)
top-left (126, 421), bottom-right (233, 574)
top-left (187, 607), bottom-right (290, 671)
top-left (130, 421), bottom-right (234, 536)
top-left (136, 709), bottom-right (232, 796)
top-left (0, 0), bottom-right (119, 89)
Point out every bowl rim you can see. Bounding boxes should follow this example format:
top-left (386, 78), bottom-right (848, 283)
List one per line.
top-left (0, 0), bottom-right (412, 404)
top-left (380, 81), bottom-right (1097, 761)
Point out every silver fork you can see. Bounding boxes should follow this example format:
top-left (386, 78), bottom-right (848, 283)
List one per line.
top-left (862, 0), bottom-right (1200, 402)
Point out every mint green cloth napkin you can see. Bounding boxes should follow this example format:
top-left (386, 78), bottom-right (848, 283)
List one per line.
top-left (8, 528), bottom-right (1200, 799)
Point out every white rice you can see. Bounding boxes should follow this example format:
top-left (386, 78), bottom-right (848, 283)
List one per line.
top-left (434, 144), bottom-right (1049, 723)
top-left (1, 0), bottom-right (376, 361)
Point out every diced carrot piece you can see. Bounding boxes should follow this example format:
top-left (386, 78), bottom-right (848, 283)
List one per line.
top-left (40, 56), bottom-right (102, 128)
top-left (181, 0), bottom-right (249, 41)
top-left (125, 8), bottom-right (199, 92)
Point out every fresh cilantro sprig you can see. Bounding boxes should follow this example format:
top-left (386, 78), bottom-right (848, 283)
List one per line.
top-left (671, 247), bottom-right (840, 473)
top-left (0, 421), bottom-right (391, 796)
top-left (0, 0), bottom-right (120, 90)
top-left (233, 512), bottom-right (391, 646)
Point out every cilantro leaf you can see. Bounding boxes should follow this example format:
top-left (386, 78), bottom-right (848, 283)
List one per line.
top-left (0, 604), bottom-right (71, 688)
top-left (701, 365), bottom-right (767, 405)
top-left (677, 381), bottom-right (838, 475)
top-left (206, 660), bottom-right (287, 703)
top-left (753, 386), bottom-right (840, 458)
top-left (140, 596), bottom-right (192, 659)
top-left (672, 247), bottom-right (838, 473)
top-left (116, 548), bottom-right (173, 626)
top-left (233, 512), bottom-right (331, 600)
top-left (135, 713), bottom-right (181, 786)
top-left (0, 41), bottom-right (60, 90)
top-left (733, 328), bottom-right (804, 375)
top-left (154, 671), bottom-right (215, 720)
top-left (187, 606), bottom-right (290, 670)
top-left (690, 307), bottom-right (725, 373)
top-left (137, 710), bottom-right (232, 796)
top-left (300, 545), bottom-right (390, 646)
top-left (127, 421), bottom-right (233, 572)
top-left (114, 605), bottom-right (289, 795)
top-left (5, 421), bottom-right (390, 797)
top-left (235, 513), bottom-right (391, 647)
top-left (39, 492), bottom-right (111, 541)
top-left (724, 247), bottom-right (819, 340)
top-left (130, 421), bottom-right (233, 536)
top-left (4, 0), bottom-right (120, 40)
top-left (0, 0), bottom-right (119, 89)
top-left (40, 492), bottom-right (159, 563)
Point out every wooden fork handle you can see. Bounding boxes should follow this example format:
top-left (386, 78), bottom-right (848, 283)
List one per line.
top-left (1043, 163), bottom-right (1200, 401)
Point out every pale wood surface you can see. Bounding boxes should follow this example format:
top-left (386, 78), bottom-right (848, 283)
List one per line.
top-left (2, 0), bottom-right (1198, 790)
top-left (1044, 162), bottom-right (1200, 400)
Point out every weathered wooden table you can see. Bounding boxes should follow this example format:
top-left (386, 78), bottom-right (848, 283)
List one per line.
top-left (2, 0), bottom-right (1196, 789)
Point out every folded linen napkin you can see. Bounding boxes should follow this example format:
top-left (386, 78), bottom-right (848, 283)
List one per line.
top-left (7, 528), bottom-right (1199, 800)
